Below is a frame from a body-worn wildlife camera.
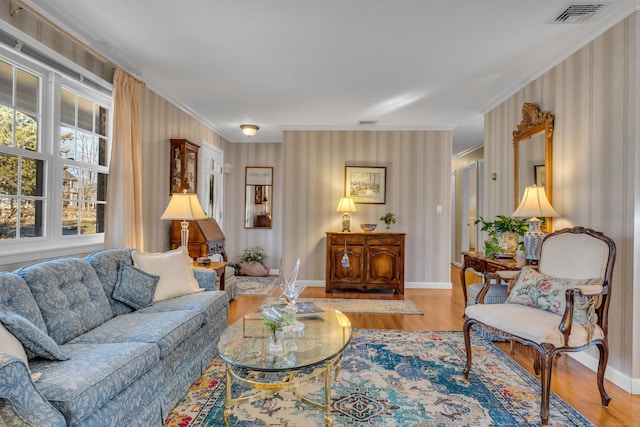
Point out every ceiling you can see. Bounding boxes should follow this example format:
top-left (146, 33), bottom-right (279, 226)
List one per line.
top-left (20, 0), bottom-right (636, 155)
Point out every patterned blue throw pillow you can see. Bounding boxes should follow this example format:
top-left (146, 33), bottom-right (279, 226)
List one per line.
top-left (0, 312), bottom-right (69, 361)
top-left (112, 260), bottom-right (159, 310)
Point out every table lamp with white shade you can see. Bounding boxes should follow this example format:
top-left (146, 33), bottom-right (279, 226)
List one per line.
top-left (512, 185), bottom-right (559, 264)
top-left (161, 191), bottom-right (208, 249)
top-left (336, 197), bottom-right (356, 232)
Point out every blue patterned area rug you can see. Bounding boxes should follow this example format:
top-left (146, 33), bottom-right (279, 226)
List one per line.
top-left (164, 329), bottom-right (593, 427)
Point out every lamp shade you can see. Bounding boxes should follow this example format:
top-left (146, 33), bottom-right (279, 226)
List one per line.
top-left (160, 192), bottom-right (208, 220)
top-left (336, 197), bottom-right (356, 213)
top-left (512, 185), bottom-right (559, 219)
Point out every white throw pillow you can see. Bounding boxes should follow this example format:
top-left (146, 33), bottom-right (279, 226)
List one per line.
top-left (0, 323), bottom-right (40, 381)
top-left (132, 246), bottom-right (204, 302)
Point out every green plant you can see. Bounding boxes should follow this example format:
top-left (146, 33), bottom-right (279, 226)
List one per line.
top-left (238, 245), bottom-right (268, 264)
top-left (379, 212), bottom-right (397, 225)
top-left (262, 307), bottom-right (294, 337)
top-left (475, 215), bottom-right (528, 255)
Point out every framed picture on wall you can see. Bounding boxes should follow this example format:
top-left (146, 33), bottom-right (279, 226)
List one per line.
top-left (345, 166), bottom-right (386, 204)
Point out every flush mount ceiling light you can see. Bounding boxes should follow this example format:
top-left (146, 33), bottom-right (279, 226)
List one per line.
top-left (240, 124), bottom-right (259, 138)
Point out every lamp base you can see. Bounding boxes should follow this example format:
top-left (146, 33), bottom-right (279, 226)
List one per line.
top-left (180, 220), bottom-right (190, 248)
top-left (523, 217), bottom-right (544, 265)
top-left (341, 213), bottom-right (351, 232)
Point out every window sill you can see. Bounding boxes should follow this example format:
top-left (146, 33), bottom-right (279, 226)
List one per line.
top-left (0, 236), bottom-right (105, 270)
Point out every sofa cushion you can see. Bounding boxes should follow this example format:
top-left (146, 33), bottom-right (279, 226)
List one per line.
top-left (132, 246), bottom-right (203, 302)
top-left (505, 267), bottom-right (603, 327)
top-left (30, 342), bottom-right (159, 426)
top-left (0, 272), bottom-right (47, 332)
top-left (0, 312), bottom-right (69, 361)
top-left (465, 303), bottom-right (604, 348)
top-left (85, 248), bottom-right (136, 316)
top-left (69, 310), bottom-right (203, 358)
top-left (137, 290), bottom-right (229, 326)
top-left (16, 258), bottom-right (114, 345)
top-left (112, 261), bottom-right (159, 310)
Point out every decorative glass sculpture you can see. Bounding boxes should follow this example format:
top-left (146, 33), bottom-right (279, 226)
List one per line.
top-left (279, 257), bottom-right (305, 334)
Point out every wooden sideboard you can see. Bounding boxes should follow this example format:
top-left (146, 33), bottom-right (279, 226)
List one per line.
top-left (326, 232), bottom-right (405, 294)
top-left (459, 251), bottom-right (535, 304)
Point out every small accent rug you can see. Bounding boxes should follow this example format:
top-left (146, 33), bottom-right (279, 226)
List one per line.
top-left (164, 329), bottom-right (593, 427)
top-left (260, 297), bottom-right (423, 315)
top-left (235, 276), bottom-right (279, 296)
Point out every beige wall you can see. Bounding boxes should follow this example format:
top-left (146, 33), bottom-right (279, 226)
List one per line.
top-left (484, 14), bottom-right (638, 383)
top-left (281, 130), bottom-right (452, 285)
top-left (139, 88), bottom-right (229, 253)
top-left (0, 0), bottom-right (114, 83)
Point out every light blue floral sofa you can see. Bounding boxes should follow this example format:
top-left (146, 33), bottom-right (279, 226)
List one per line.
top-left (0, 247), bottom-right (230, 426)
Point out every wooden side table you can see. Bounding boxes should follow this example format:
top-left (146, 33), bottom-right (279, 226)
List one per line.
top-left (193, 261), bottom-right (227, 290)
top-left (459, 252), bottom-right (534, 305)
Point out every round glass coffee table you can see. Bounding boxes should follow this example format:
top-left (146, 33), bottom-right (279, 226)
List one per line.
top-left (217, 309), bottom-right (352, 426)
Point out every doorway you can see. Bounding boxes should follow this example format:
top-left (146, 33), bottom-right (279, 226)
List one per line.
top-left (460, 161), bottom-right (483, 263)
top-left (198, 142), bottom-right (224, 229)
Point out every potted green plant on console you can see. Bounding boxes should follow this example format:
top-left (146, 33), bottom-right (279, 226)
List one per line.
top-left (475, 215), bottom-right (528, 258)
top-left (379, 212), bottom-right (396, 230)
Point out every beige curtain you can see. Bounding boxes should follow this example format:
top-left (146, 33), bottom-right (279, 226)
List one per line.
top-left (104, 69), bottom-right (145, 249)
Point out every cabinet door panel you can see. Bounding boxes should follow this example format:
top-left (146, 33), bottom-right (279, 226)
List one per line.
top-left (366, 245), bottom-right (402, 285)
top-left (329, 245), bottom-right (364, 284)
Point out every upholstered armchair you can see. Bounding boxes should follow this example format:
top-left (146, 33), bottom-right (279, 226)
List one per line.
top-left (462, 226), bottom-right (616, 425)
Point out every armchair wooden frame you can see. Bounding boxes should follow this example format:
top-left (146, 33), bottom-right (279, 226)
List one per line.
top-left (462, 227), bottom-right (616, 425)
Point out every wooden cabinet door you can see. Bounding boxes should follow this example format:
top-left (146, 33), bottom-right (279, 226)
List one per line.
top-left (366, 245), bottom-right (402, 286)
top-left (329, 244), bottom-right (364, 285)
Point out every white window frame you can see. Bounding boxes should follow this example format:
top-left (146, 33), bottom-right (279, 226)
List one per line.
top-left (0, 45), bottom-right (112, 266)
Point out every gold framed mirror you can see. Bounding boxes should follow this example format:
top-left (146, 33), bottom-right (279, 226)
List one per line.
top-left (245, 167), bottom-right (273, 229)
top-left (513, 103), bottom-right (554, 232)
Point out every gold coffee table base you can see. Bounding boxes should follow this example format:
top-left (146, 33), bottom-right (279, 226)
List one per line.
top-left (223, 353), bottom-right (343, 427)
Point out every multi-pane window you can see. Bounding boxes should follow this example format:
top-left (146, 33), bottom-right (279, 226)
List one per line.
top-left (0, 49), bottom-right (111, 247)
top-left (59, 88), bottom-right (108, 235)
top-left (0, 59), bottom-right (45, 240)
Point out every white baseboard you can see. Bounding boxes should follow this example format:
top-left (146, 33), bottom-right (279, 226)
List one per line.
top-left (296, 280), bottom-right (452, 289)
top-left (406, 282), bottom-right (452, 289)
top-left (297, 280), bottom-right (325, 287)
top-left (568, 351), bottom-right (639, 394)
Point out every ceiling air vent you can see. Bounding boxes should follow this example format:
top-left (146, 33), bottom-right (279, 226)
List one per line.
top-left (553, 4), bottom-right (605, 23)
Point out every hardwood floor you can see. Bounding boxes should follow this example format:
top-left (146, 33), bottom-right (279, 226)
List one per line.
top-left (228, 266), bottom-right (640, 426)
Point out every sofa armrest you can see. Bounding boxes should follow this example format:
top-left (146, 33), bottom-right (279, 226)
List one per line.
top-left (192, 267), bottom-right (217, 291)
top-left (0, 354), bottom-right (66, 427)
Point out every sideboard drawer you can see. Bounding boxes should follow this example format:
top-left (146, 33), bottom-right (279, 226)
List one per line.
top-left (366, 235), bottom-right (403, 245)
top-left (330, 234), bottom-right (365, 245)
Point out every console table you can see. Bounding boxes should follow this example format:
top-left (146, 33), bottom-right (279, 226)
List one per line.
top-left (326, 232), bottom-right (405, 294)
top-left (459, 251), bottom-right (534, 305)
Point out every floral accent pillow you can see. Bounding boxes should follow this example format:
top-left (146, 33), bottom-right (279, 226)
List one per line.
top-left (505, 267), bottom-right (603, 327)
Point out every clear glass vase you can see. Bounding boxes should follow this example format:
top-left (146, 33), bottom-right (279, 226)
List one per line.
top-left (268, 328), bottom-right (285, 353)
